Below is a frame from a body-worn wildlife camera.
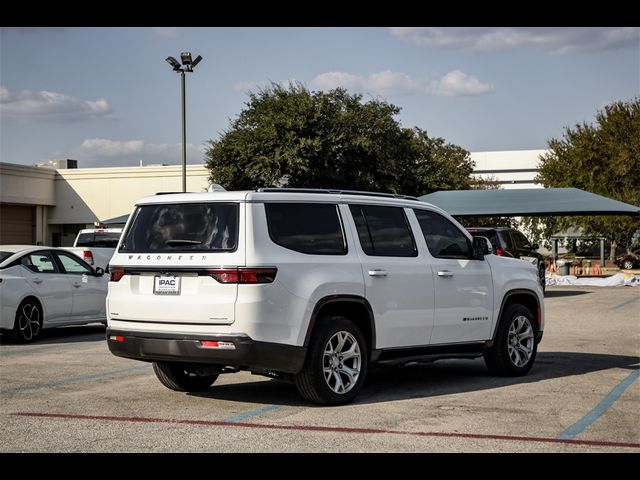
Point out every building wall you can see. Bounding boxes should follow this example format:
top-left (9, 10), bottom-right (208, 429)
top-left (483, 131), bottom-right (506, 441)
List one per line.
top-left (0, 163), bottom-right (56, 244)
top-left (48, 165), bottom-right (209, 226)
top-left (0, 162), bottom-right (210, 246)
top-left (470, 149), bottom-right (547, 189)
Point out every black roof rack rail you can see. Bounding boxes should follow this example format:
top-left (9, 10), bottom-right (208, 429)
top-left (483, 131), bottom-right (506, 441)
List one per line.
top-left (255, 187), bottom-right (420, 201)
top-left (155, 191), bottom-right (193, 195)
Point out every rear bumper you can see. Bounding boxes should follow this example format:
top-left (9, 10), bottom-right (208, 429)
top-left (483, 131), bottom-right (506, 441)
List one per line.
top-left (106, 328), bottom-right (306, 374)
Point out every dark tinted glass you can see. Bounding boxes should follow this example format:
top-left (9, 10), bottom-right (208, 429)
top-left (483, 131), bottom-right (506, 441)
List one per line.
top-left (515, 231), bottom-right (531, 249)
top-left (119, 203), bottom-right (239, 252)
top-left (468, 230), bottom-right (499, 250)
top-left (0, 251), bottom-right (12, 263)
top-left (265, 203), bottom-right (346, 255)
top-left (414, 209), bottom-right (470, 259)
top-left (349, 205), bottom-right (417, 257)
top-left (76, 232), bottom-right (121, 248)
top-left (502, 231), bottom-right (517, 251)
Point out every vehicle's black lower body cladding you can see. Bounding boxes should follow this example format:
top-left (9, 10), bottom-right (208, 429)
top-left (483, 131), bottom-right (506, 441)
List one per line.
top-left (106, 328), bottom-right (306, 374)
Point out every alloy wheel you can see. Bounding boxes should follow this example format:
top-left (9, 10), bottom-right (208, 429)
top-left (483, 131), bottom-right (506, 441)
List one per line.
top-left (507, 315), bottom-right (534, 367)
top-left (322, 331), bottom-right (362, 394)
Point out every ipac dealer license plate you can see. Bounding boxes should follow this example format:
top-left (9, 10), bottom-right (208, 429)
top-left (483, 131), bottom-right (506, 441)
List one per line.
top-left (153, 275), bottom-right (181, 295)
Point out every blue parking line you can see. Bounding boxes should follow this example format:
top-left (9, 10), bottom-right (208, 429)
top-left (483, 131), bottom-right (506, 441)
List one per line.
top-left (223, 405), bottom-right (283, 423)
top-left (557, 369), bottom-right (640, 440)
top-left (612, 296), bottom-right (640, 310)
top-left (0, 365), bottom-right (150, 396)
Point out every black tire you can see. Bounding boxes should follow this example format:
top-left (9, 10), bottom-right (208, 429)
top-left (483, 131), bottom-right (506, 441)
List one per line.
top-left (622, 259), bottom-right (634, 270)
top-left (295, 316), bottom-right (368, 405)
top-left (538, 262), bottom-right (546, 292)
top-left (484, 303), bottom-right (538, 376)
top-left (11, 298), bottom-right (43, 343)
top-left (152, 362), bottom-right (218, 392)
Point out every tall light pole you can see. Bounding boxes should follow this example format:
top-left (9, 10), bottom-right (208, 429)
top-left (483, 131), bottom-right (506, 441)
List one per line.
top-left (166, 52), bottom-right (203, 192)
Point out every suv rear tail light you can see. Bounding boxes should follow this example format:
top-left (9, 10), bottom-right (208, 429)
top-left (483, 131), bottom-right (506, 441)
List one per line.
top-left (207, 267), bottom-right (277, 284)
top-left (199, 340), bottom-right (235, 349)
top-left (110, 267), bottom-right (125, 282)
top-left (83, 250), bottom-right (94, 265)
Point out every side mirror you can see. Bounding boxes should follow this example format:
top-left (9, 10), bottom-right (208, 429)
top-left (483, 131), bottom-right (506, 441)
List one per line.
top-left (531, 243), bottom-right (539, 250)
top-left (94, 267), bottom-right (105, 277)
top-left (472, 236), bottom-right (493, 259)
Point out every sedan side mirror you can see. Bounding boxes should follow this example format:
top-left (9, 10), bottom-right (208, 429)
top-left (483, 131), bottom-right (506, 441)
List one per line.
top-left (472, 236), bottom-right (493, 259)
top-left (94, 267), bottom-right (105, 277)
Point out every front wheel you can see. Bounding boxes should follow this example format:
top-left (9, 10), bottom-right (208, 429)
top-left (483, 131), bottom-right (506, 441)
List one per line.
top-left (622, 259), bottom-right (635, 270)
top-left (295, 316), bottom-right (368, 405)
top-left (152, 362), bottom-right (218, 392)
top-left (484, 303), bottom-right (538, 376)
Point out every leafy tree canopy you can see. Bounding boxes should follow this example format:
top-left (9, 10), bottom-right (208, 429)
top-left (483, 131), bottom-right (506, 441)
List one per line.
top-left (205, 83), bottom-right (473, 197)
top-left (522, 98), bottom-right (640, 257)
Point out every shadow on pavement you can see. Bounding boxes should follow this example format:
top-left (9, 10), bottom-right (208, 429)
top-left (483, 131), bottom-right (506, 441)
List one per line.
top-left (189, 351), bottom-right (639, 407)
top-left (544, 290), bottom-right (591, 298)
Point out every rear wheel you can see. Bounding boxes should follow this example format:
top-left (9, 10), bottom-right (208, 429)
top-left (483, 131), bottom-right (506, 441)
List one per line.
top-left (622, 259), bottom-right (634, 270)
top-left (295, 316), bottom-right (368, 405)
top-left (484, 303), bottom-right (537, 376)
top-left (11, 299), bottom-right (43, 343)
top-left (152, 362), bottom-right (219, 392)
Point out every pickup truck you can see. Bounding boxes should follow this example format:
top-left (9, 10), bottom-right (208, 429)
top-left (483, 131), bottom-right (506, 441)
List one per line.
top-left (64, 228), bottom-right (122, 271)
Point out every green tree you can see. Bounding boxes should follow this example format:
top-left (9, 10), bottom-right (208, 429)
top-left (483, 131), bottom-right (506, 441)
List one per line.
top-left (524, 98), bottom-right (640, 259)
top-left (205, 83), bottom-right (473, 197)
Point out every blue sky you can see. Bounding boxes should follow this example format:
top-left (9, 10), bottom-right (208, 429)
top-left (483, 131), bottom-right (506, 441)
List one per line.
top-left (1, 27), bottom-right (638, 168)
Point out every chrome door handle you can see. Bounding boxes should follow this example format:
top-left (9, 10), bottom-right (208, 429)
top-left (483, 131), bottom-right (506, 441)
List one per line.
top-left (437, 270), bottom-right (454, 277)
top-left (368, 269), bottom-right (388, 277)
top-left (33, 278), bottom-right (43, 284)
top-left (72, 282), bottom-right (82, 288)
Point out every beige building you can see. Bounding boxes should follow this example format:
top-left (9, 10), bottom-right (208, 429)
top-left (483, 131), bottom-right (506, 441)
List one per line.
top-left (0, 162), bottom-right (210, 246)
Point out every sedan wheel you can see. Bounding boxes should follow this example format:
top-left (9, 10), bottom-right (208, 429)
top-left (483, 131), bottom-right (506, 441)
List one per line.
top-left (622, 260), bottom-right (635, 270)
top-left (13, 300), bottom-right (42, 343)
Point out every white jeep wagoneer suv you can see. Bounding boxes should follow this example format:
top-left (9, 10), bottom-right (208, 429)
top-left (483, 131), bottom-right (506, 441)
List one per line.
top-left (106, 189), bottom-right (544, 405)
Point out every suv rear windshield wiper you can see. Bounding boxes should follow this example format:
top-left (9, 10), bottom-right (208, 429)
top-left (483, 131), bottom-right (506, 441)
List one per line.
top-left (165, 239), bottom-right (204, 246)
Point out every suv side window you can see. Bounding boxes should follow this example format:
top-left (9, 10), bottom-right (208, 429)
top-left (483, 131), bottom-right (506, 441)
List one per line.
top-left (349, 205), bottom-right (417, 257)
top-left (265, 203), bottom-right (347, 255)
top-left (414, 209), bottom-right (470, 259)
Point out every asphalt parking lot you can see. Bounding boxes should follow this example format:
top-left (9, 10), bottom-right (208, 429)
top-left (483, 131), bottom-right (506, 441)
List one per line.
top-left (1, 286), bottom-right (638, 452)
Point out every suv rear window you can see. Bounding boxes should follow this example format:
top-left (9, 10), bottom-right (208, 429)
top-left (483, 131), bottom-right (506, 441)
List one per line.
top-left (265, 203), bottom-right (347, 255)
top-left (76, 232), bottom-right (121, 248)
top-left (119, 203), bottom-right (239, 252)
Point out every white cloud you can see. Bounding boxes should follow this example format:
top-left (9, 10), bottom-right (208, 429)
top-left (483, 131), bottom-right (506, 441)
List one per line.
top-left (390, 27), bottom-right (640, 54)
top-left (233, 79), bottom-right (303, 93)
top-left (434, 70), bottom-right (493, 96)
top-left (77, 138), bottom-right (205, 167)
top-left (152, 27), bottom-right (181, 38)
top-left (233, 80), bottom-right (268, 92)
top-left (0, 86), bottom-right (112, 122)
top-left (311, 72), bottom-right (366, 91)
top-left (310, 70), bottom-right (492, 97)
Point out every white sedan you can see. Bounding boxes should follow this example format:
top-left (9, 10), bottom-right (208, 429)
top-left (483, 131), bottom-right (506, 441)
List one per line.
top-left (0, 245), bottom-right (108, 342)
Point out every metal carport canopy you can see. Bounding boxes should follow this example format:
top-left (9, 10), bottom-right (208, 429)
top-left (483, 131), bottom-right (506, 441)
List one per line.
top-left (101, 213), bottom-right (129, 225)
top-left (419, 188), bottom-right (640, 217)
